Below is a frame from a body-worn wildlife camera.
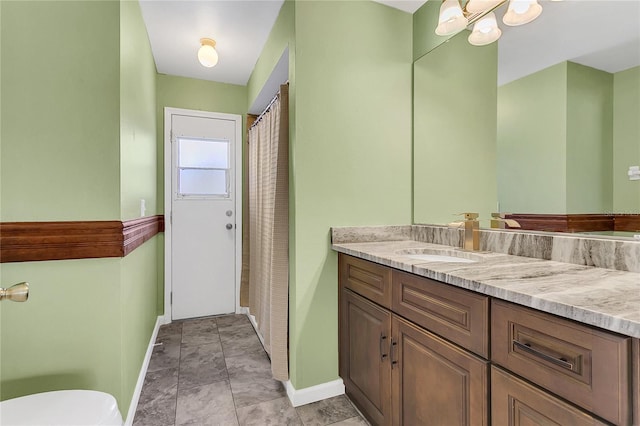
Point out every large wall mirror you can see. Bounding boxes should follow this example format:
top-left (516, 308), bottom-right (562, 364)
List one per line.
top-left (413, 0), bottom-right (640, 237)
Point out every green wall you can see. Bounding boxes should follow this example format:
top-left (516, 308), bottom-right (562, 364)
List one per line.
top-left (120, 0), bottom-right (158, 221)
top-left (290, 0), bottom-right (412, 389)
top-left (120, 237), bottom-right (159, 412)
top-left (1, 1), bottom-right (160, 416)
top-left (497, 62), bottom-right (568, 213)
top-left (413, 0), bottom-right (453, 61)
top-left (0, 259), bottom-right (122, 402)
top-left (613, 66), bottom-right (640, 213)
top-left (566, 62), bottom-right (613, 213)
top-left (414, 30), bottom-right (498, 224)
top-left (497, 61), bottom-right (615, 214)
top-left (1, 4), bottom-right (122, 404)
top-left (0, 0), bottom-right (3, 395)
top-left (247, 0), bottom-right (294, 109)
top-left (118, 0), bottom-right (160, 415)
top-left (0, 0), bottom-right (121, 221)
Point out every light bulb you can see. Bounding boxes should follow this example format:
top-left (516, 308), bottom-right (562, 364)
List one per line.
top-left (198, 38), bottom-right (219, 68)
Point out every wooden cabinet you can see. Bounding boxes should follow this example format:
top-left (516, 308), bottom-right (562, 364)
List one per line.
top-left (339, 254), bottom-right (488, 426)
top-left (492, 300), bottom-right (631, 425)
top-left (337, 254), bottom-right (636, 425)
top-left (491, 366), bottom-right (608, 426)
top-left (340, 288), bottom-right (392, 426)
top-left (391, 315), bottom-right (488, 426)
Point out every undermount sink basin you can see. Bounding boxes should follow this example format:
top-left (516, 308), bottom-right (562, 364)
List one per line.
top-left (395, 248), bottom-right (484, 263)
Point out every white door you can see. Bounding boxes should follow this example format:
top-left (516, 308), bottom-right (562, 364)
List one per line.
top-left (169, 112), bottom-right (239, 320)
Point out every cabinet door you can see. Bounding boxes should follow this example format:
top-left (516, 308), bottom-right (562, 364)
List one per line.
top-left (391, 315), bottom-right (488, 426)
top-left (491, 366), bottom-right (608, 426)
top-left (340, 289), bottom-right (392, 426)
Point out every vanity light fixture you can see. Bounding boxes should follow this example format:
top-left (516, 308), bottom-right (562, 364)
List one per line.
top-left (198, 38), bottom-right (219, 68)
top-left (465, 0), bottom-right (503, 14)
top-left (436, 0), bottom-right (547, 46)
top-left (468, 12), bottom-right (502, 46)
top-left (436, 0), bottom-right (468, 36)
top-left (503, 0), bottom-right (542, 26)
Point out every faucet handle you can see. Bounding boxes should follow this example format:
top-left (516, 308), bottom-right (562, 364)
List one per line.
top-left (456, 212), bottom-right (479, 220)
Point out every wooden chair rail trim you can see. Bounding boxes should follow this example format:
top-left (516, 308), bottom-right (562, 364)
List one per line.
top-left (0, 215), bottom-right (164, 263)
top-left (504, 213), bottom-right (640, 233)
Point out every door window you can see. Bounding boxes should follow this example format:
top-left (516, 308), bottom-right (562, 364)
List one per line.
top-left (177, 137), bottom-right (230, 197)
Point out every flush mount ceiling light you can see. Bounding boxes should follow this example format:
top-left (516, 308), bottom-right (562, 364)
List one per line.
top-left (435, 0), bottom-right (550, 46)
top-left (198, 38), bottom-right (218, 68)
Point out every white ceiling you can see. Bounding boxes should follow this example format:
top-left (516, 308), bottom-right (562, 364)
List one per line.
top-left (138, 0), bottom-right (639, 90)
top-left (372, 0), bottom-right (428, 13)
top-left (139, 0), bottom-right (285, 86)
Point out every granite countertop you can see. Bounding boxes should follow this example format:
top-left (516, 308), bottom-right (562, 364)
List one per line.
top-left (332, 240), bottom-right (640, 339)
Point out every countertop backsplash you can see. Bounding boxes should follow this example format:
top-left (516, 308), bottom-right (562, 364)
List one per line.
top-left (331, 224), bottom-right (640, 273)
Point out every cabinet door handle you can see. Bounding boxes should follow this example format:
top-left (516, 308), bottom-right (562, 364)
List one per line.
top-left (380, 334), bottom-right (388, 361)
top-left (513, 340), bottom-right (574, 371)
top-left (390, 338), bottom-right (398, 368)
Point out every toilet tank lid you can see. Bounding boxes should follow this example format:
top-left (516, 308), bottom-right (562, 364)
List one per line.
top-left (0, 390), bottom-right (123, 426)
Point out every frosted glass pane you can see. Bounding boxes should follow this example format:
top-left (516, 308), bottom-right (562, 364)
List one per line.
top-left (179, 138), bottom-right (229, 168)
top-left (179, 169), bottom-right (228, 195)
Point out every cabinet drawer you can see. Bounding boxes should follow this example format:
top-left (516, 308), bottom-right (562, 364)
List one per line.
top-left (392, 270), bottom-right (489, 357)
top-left (491, 366), bottom-right (607, 426)
top-left (339, 254), bottom-right (392, 308)
top-left (492, 300), bottom-right (631, 425)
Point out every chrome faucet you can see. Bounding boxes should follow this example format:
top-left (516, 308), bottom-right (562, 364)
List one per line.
top-left (448, 212), bottom-right (480, 251)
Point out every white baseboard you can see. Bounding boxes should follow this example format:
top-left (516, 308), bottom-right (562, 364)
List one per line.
top-left (158, 314), bottom-right (171, 325)
top-left (124, 316), bottom-right (162, 426)
top-left (284, 378), bottom-right (345, 407)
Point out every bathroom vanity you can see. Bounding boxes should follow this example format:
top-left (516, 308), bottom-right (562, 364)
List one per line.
top-left (333, 226), bottom-right (640, 426)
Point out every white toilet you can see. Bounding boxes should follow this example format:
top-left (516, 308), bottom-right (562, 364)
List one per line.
top-left (0, 390), bottom-right (123, 425)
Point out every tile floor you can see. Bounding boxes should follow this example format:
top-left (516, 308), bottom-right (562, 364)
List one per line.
top-left (133, 314), bottom-right (368, 426)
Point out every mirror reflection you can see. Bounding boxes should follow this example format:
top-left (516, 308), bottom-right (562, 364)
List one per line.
top-left (413, 0), bottom-right (640, 238)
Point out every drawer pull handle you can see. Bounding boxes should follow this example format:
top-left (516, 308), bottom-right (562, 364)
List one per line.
top-left (380, 334), bottom-right (388, 361)
top-left (390, 338), bottom-right (398, 368)
top-left (513, 340), bottom-right (574, 371)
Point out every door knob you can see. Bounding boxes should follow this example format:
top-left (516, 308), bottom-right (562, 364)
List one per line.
top-left (226, 223), bottom-right (233, 230)
top-left (0, 282), bottom-right (29, 302)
